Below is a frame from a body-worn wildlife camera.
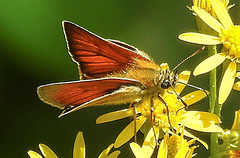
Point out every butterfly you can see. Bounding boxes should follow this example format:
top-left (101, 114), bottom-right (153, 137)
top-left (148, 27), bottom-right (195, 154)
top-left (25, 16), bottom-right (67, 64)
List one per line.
top-left (37, 21), bottom-right (201, 117)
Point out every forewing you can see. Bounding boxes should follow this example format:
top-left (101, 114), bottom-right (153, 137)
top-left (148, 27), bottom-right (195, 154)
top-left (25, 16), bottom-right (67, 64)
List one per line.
top-left (37, 78), bottom-right (142, 116)
top-left (62, 21), bottom-right (152, 79)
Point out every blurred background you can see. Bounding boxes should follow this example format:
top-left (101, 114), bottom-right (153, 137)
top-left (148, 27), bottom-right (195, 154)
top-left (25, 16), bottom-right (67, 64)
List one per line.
top-left (1, 0), bottom-right (240, 157)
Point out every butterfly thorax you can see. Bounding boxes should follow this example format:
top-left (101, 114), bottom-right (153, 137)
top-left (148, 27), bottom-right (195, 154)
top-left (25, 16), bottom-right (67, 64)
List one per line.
top-left (107, 63), bottom-right (178, 97)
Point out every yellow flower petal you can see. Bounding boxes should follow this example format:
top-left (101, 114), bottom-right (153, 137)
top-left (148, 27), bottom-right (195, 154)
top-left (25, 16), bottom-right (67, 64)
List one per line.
top-left (210, 0), bottom-right (233, 28)
top-left (175, 143), bottom-right (188, 158)
top-left (193, 53), bottom-right (226, 76)
top-left (231, 110), bottom-right (240, 131)
top-left (157, 134), bottom-right (167, 158)
top-left (181, 129), bottom-right (208, 149)
top-left (176, 71), bottom-right (190, 94)
top-left (73, 132), bottom-right (85, 158)
top-left (181, 111), bottom-right (221, 124)
top-left (236, 72), bottom-right (240, 79)
top-left (96, 109), bottom-right (132, 124)
top-left (185, 146), bottom-right (198, 158)
top-left (182, 90), bottom-right (209, 106)
top-left (130, 143), bottom-right (146, 158)
top-left (106, 151), bottom-right (121, 158)
top-left (114, 116), bottom-right (146, 148)
top-left (233, 81), bottom-right (240, 91)
top-left (39, 144), bottom-right (58, 158)
top-left (98, 144), bottom-right (120, 158)
top-left (180, 111), bottom-right (223, 133)
top-left (192, 6), bottom-right (224, 33)
top-left (179, 33), bottom-right (221, 45)
top-left (219, 62), bottom-right (236, 104)
top-left (141, 127), bottom-right (159, 157)
top-left (27, 151), bottom-right (43, 158)
top-left (98, 144), bottom-right (113, 158)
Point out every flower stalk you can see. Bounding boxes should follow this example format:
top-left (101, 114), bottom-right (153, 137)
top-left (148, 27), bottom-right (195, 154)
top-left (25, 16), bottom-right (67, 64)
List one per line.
top-left (208, 45), bottom-right (221, 158)
top-left (208, 45), bottom-right (218, 114)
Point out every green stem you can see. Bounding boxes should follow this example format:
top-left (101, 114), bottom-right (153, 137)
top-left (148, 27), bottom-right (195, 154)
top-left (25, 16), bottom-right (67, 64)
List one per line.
top-left (208, 45), bottom-right (217, 114)
top-left (208, 45), bottom-right (221, 158)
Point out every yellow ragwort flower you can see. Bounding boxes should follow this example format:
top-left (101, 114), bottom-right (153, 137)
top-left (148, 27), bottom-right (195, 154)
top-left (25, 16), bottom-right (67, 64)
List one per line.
top-left (192, 0), bottom-right (233, 34)
top-left (130, 126), bottom-right (199, 158)
top-left (28, 144), bottom-right (58, 158)
top-left (193, 0), bottom-right (232, 18)
top-left (27, 132), bottom-right (120, 158)
top-left (192, 0), bottom-right (234, 37)
top-left (179, 0), bottom-right (239, 104)
top-left (129, 127), bottom-right (161, 158)
top-left (96, 68), bottom-right (223, 151)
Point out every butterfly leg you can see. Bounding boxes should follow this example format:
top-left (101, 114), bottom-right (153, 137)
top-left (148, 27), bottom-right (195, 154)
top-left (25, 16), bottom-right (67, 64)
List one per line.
top-left (129, 102), bottom-right (138, 143)
top-left (175, 81), bottom-right (209, 110)
top-left (130, 100), bottom-right (144, 143)
top-left (157, 95), bottom-right (175, 132)
top-left (170, 84), bottom-right (188, 109)
top-left (149, 97), bottom-right (161, 145)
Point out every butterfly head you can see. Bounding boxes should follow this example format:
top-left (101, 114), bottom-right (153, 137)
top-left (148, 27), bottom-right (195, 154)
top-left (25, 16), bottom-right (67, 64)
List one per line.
top-left (160, 70), bottom-right (178, 89)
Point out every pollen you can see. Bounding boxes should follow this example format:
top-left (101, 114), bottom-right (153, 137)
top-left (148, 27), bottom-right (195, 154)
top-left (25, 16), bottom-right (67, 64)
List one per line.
top-left (167, 135), bottom-right (188, 158)
top-left (136, 93), bottom-right (184, 128)
top-left (219, 25), bottom-right (240, 61)
top-left (167, 135), bottom-right (181, 158)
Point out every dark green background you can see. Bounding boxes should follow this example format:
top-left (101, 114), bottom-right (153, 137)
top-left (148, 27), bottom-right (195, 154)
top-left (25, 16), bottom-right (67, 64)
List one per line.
top-left (1, 0), bottom-right (239, 157)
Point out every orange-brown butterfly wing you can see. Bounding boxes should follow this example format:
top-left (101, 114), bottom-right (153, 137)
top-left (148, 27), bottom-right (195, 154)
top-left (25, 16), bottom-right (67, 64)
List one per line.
top-left (37, 78), bottom-right (143, 116)
top-left (38, 21), bottom-right (161, 116)
top-left (63, 21), bottom-right (153, 79)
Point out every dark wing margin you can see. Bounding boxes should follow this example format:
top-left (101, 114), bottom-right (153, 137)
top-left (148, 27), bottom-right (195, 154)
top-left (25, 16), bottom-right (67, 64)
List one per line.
top-left (37, 78), bottom-right (142, 116)
top-left (62, 21), bottom-right (150, 79)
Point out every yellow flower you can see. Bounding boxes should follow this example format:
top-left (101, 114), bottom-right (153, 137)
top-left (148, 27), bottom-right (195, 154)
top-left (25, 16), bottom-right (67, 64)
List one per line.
top-left (192, 0), bottom-right (233, 34)
top-left (130, 126), bottom-right (199, 158)
top-left (28, 144), bottom-right (58, 158)
top-left (27, 132), bottom-right (120, 158)
top-left (179, 0), bottom-right (239, 104)
top-left (129, 127), bottom-right (160, 158)
top-left (193, 0), bottom-right (232, 18)
top-left (96, 69), bottom-right (223, 150)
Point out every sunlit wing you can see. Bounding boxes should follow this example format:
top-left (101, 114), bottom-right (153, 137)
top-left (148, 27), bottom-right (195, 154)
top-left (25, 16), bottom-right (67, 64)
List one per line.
top-left (37, 78), bottom-right (143, 116)
top-left (62, 21), bottom-right (155, 79)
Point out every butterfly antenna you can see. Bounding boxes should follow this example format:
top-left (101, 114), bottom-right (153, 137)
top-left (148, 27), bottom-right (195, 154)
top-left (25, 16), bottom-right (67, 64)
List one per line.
top-left (174, 81), bottom-right (209, 114)
top-left (177, 81), bottom-right (209, 97)
top-left (169, 84), bottom-right (188, 109)
top-left (157, 95), bottom-right (176, 133)
top-left (172, 46), bottom-right (205, 71)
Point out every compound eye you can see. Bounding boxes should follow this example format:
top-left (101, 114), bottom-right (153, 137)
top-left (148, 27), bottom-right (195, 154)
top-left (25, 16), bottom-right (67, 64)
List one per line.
top-left (161, 81), bottom-right (170, 89)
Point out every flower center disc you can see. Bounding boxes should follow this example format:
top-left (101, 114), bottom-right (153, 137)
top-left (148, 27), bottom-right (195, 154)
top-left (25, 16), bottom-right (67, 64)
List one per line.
top-left (219, 25), bottom-right (240, 61)
top-left (136, 93), bottom-right (184, 129)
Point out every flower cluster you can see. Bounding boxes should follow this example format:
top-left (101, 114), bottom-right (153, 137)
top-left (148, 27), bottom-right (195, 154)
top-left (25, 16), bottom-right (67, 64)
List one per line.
top-left (28, 132), bottom-right (120, 158)
top-left (130, 127), bottom-right (199, 158)
top-left (96, 67), bottom-right (222, 157)
top-left (29, 0), bottom-right (240, 157)
top-left (179, 0), bottom-right (240, 104)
